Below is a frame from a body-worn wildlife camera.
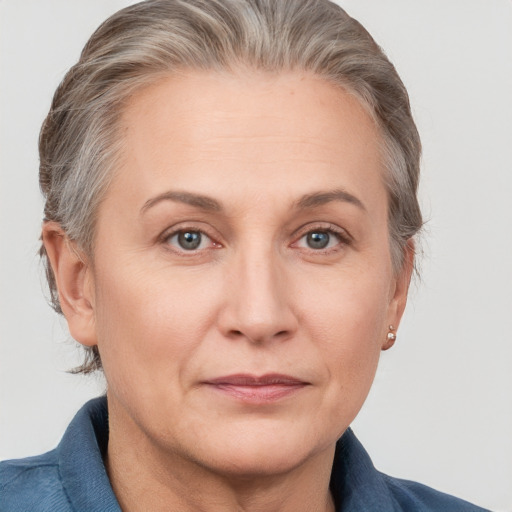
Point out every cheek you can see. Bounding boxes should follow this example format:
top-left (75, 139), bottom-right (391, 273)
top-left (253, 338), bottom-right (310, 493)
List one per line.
top-left (301, 260), bottom-right (391, 344)
top-left (91, 262), bottom-right (221, 398)
top-left (300, 266), bottom-right (390, 407)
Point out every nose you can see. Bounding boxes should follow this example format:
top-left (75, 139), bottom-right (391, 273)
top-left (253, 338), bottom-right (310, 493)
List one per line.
top-left (217, 245), bottom-right (298, 344)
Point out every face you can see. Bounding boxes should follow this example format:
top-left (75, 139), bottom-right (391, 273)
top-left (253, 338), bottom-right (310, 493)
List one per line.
top-left (60, 71), bottom-right (411, 477)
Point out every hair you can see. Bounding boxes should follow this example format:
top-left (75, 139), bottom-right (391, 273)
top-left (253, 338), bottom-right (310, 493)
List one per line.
top-left (39, 0), bottom-right (422, 373)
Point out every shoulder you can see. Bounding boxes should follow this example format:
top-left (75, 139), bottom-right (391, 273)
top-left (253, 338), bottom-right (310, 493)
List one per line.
top-left (0, 451), bottom-right (73, 512)
top-left (381, 472), bottom-right (492, 512)
top-left (332, 429), bottom-right (492, 512)
top-left (1, 397), bottom-right (119, 512)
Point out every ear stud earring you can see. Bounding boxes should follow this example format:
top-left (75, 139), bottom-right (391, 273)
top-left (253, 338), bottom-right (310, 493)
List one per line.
top-left (383, 325), bottom-right (396, 350)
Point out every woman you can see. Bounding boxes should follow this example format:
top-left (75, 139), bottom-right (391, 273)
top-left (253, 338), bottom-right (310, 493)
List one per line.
top-left (0, 1), bottom-right (493, 510)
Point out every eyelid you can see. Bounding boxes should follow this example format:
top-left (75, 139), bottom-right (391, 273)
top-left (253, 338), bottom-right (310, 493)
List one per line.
top-left (292, 222), bottom-right (352, 243)
top-left (290, 222), bottom-right (353, 253)
top-left (159, 223), bottom-right (223, 253)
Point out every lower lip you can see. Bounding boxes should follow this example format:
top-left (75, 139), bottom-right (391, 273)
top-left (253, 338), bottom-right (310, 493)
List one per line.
top-left (205, 383), bottom-right (308, 403)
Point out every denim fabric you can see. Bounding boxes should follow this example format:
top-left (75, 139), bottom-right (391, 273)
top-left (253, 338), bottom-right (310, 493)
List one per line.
top-left (1, 398), bottom-right (119, 512)
top-left (1, 397), bottom-right (491, 511)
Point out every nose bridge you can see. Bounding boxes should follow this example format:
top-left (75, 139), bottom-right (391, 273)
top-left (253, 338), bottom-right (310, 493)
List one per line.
top-left (221, 237), bottom-right (296, 343)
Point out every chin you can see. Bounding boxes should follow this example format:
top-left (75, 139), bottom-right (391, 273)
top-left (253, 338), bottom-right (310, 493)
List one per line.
top-left (203, 447), bottom-right (311, 479)
top-left (184, 422), bottom-right (333, 478)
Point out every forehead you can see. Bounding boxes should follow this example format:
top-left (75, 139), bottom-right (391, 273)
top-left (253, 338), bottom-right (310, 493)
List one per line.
top-left (121, 70), bottom-right (380, 153)
top-left (111, 70), bottom-right (385, 213)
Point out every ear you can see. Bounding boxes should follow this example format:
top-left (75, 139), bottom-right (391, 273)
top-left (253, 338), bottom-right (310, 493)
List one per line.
top-left (382, 239), bottom-right (415, 350)
top-left (42, 222), bottom-right (97, 347)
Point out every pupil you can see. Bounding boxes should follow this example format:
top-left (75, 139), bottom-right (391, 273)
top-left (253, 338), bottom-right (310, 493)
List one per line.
top-left (307, 231), bottom-right (329, 249)
top-left (178, 231), bottom-right (201, 250)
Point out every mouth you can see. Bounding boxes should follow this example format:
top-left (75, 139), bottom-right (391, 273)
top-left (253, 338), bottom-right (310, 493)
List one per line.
top-left (202, 373), bottom-right (310, 403)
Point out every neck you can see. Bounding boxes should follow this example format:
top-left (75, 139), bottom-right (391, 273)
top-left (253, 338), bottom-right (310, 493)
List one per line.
top-left (105, 402), bottom-right (336, 512)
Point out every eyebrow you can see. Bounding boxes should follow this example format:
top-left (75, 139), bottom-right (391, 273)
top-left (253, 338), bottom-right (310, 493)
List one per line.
top-left (295, 189), bottom-right (366, 212)
top-left (141, 191), bottom-right (222, 214)
top-left (140, 188), bottom-right (365, 215)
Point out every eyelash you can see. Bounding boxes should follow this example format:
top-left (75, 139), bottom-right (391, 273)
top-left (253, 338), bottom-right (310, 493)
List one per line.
top-left (292, 223), bottom-right (352, 254)
top-left (161, 226), bottom-right (221, 255)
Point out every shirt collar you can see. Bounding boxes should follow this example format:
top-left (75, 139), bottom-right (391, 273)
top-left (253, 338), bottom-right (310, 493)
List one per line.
top-left (331, 428), bottom-right (399, 511)
top-left (57, 396), bottom-right (121, 511)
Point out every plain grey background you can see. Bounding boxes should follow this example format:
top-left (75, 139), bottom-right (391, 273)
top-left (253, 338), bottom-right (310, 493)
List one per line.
top-left (1, 1), bottom-right (511, 511)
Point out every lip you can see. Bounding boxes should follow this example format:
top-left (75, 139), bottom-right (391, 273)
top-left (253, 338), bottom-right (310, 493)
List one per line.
top-left (202, 373), bottom-right (310, 403)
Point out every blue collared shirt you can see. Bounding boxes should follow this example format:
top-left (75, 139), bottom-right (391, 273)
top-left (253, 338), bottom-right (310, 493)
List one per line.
top-left (1, 397), bottom-right (490, 511)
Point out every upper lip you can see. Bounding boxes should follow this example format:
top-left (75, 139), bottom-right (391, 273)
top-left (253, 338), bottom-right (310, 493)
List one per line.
top-left (204, 373), bottom-right (309, 386)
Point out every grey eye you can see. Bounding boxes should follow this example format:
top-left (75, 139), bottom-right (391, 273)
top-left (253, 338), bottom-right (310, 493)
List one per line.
top-left (165, 228), bottom-right (219, 253)
top-left (306, 231), bottom-right (330, 249)
top-left (176, 231), bottom-right (203, 250)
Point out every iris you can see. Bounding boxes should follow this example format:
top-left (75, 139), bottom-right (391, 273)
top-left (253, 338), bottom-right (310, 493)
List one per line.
top-left (178, 231), bottom-right (202, 250)
top-left (307, 231), bottom-right (330, 249)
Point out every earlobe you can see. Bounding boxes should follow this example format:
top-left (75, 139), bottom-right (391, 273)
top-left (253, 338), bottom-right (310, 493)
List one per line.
top-left (382, 325), bottom-right (397, 351)
top-left (382, 239), bottom-right (415, 350)
top-left (42, 222), bottom-right (97, 347)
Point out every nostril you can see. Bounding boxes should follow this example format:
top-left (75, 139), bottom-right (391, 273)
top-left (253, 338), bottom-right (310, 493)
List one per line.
top-left (227, 328), bottom-right (290, 343)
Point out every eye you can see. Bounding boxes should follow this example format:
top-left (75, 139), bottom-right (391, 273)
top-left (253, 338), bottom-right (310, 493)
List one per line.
top-left (304, 231), bottom-right (334, 250)
top-left (292, 225), bottom-right (350, 252)
top-left (165, 229), bottom-right (215, 252)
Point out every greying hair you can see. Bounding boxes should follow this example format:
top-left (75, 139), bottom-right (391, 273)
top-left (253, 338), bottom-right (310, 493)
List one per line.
top-left (39, 0), bottom-right (422, 373)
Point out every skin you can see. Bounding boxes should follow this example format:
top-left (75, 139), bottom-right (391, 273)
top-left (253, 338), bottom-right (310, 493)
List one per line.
top-left (43, 70), bottom-right (413, 512)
